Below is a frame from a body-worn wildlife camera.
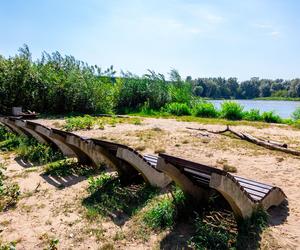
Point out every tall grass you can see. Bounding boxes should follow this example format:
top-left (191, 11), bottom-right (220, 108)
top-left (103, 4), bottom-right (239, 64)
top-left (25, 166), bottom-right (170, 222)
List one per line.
top-left (220, 101), bottom-right (244, 120)
top-left (0, 128), bottom-right (64, 164)
top-left (164, 102), bottom-right (191, 116)
top-left (192, 102), bottom-right (218, 118)
top-left (261, 111), bottom-right (282, 123)
top-left (143, 187), bottom-right (186, 229)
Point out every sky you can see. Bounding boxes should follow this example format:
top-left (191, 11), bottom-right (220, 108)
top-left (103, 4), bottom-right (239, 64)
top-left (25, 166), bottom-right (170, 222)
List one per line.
top-left (0, 0), bottom-right (300, 80)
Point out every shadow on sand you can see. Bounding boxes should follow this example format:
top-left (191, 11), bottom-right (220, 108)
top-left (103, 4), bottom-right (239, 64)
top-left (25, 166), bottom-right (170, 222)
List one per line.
top-left (159, 197), bottom-right (289, 250)
top-left (41, 173), bottom-right (87, 188)
top-left (82, 178), bottom-right (158, 226)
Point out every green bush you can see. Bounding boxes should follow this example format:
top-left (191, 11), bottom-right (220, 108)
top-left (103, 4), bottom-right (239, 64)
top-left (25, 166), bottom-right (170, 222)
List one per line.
top-left (143, 197), bottom-right (175, 229)
top-left (143, 187), bottom-right (185, 229)
top-left (261, 111), bottom-right (282, 123)
top-left (0, 163), bottom-right (20, 211)
top-left (292, 107), bottom-right (300, 120)
top-left (64, 115), bottom-right (95, 131)
top-left (17, 142), bottom-right (63, 164)
top-left (165, 102), bottom-right (191, 116)
top-left (243, 109), bottom-right (262, 121)
top-left (192, 102), bottom-right (218, 118)
top-left (220, 101), bottom-right (244, 120)
top-left (0, 125), bottom-right (9, 141)
top-left (88, 173), bottom-right (113, 193)
top-left (190, 217), bottom-right (232, 250)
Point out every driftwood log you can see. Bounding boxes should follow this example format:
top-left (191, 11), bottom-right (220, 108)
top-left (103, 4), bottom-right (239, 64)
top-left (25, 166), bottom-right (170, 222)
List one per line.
top-left (187, 125), bottom-right (300, 156)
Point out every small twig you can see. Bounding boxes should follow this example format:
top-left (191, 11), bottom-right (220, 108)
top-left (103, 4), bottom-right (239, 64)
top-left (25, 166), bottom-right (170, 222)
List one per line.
top-left (34, 182), bottom-right (41, 192)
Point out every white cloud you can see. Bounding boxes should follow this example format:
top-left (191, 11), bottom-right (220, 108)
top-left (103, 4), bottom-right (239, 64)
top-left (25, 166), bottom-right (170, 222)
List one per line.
top-left (254, 23), bottom-right (281, 38)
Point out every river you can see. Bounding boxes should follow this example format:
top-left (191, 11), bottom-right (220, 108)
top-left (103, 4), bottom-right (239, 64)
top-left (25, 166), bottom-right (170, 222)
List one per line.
top-left (209, 100), bottom-right (300, 118)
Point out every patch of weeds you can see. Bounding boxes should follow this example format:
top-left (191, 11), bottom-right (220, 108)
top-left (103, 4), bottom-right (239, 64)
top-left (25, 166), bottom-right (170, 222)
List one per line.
top-left (17, 140), bottom-right (64, 165)
top-left (220, 101), bottom-right (244, 120)
top-left (164, 102), bottom-right (191, 116)
top-left (143, 187), bottom-right (186, 230)
top-left (83, 173), bottom-right (158, 221)
top-left (63, 115), bottom-right (143, 131)
top-left (39, 233), bottom-right (59, 250)
top-left (113, 230), bottom-right (125, 241)
top-left (44, 159), bottom-right (102, 177)
top-left (99, 243), bottom-right (114, 250)
top-left (0, 240), bottom-right (17, 250)
top-left (222, 164), bottom-right (237, 173)
top-left (261, 111), bottom-right (282, 123)
top-left (86, 227), bottom-right (105, 242)
top-left (236, 208), bottom-right (268, 250)
top-left (0, 163), bottom-right (20, 211)
top-left (190, 211), bottom-right (237, 250)
top-left (189, 207), bottom-right (268, 250)
top-left (64, 115), bottom-right (95, 131)
top-left (135, 145), bottom-right (146, 151)
top-left (130, 118), bottom-right (142, 125)
top-left (154, 148), bottom-right (166, 154)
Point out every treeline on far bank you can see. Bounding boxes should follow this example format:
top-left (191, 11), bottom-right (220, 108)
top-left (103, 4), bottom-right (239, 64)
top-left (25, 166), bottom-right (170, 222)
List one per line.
top-left (1, 44), bottom-right (300, 115)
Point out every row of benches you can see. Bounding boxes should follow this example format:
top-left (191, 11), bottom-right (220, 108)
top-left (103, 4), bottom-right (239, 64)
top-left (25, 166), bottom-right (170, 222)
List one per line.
top-left (0, 116), bottom-right (286, 219)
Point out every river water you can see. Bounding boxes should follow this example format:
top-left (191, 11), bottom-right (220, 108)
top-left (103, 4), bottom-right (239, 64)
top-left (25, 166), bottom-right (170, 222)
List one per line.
top-left (209, 100), bottom-right (300, 118)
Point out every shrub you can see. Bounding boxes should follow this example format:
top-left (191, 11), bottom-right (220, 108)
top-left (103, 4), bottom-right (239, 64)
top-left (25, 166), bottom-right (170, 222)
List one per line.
top-left (292, 107), bottom-right (300, 120)
top-left (192, 102), bottom-right (218, 118)
top-left (220, 101), bottom-right (244, 120)
top-left (0, 163), bottom-right (20, 211)
top-left (165, 102), bottom-right (191, 116)
top-left (17, 141), bottom-right (63, 164)
top-left (243, 109), bottom-right (262, 121)
top-left (88, 173), bottom-right (113, 193)
top-left (143, 187), bottom-right (185, 229)
top-left (143, 197), bottom-right (175, 229)
top-left (261, 111), bottom-right (282, 123)
top-left (64, 115), bottom-right (95, 131)
top-left (44, 159), bottom-right (100, 177)
top-left (222, 164), bottom-right (237, 173)
top-left (0, 133), bottom-right (21, 151)
top-left (0, 125), bottom-right (9, 141)
top-left (190, 217), bottom-right (232, 250)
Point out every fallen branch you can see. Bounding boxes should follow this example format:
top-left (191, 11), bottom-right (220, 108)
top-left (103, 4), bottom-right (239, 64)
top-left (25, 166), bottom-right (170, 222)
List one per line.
top-left (187, 126), bottom-right (300, 156)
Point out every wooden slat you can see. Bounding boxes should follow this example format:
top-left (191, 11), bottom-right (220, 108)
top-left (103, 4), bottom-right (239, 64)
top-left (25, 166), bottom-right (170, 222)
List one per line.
top-left (238, 182), bottom-right (270, 194)
top-left (183, 168), bottom-right (211, 180)
top-left (234, 175), bottom-right (273, 189)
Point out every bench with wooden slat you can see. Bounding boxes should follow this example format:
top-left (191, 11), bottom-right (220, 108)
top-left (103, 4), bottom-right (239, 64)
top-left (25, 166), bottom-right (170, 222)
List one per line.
top-left (157, 153), bottom-right (286, 219)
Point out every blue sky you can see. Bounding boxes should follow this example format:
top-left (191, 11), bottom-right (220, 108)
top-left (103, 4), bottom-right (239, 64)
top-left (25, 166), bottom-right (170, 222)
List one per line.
top-left (0, 0), bottom-right (299, 80)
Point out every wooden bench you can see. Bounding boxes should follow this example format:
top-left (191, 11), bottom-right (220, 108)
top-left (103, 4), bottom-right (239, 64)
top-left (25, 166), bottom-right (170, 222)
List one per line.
top-left (157, 153), bottom-right (286, 219)
top-left (91, 139), bottom-right (171, 187)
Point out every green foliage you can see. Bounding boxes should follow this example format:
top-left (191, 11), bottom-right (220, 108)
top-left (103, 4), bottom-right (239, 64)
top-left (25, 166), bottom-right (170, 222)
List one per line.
top-left (0, 125), bottom-right (9, 141)
top-left (220, 101), bottom-right (244, 120)
top-left (0, 241), bottom-right (17, 250)
top-left (17, 139), bottom-right (63, 164)
top-left (64, 115), bottom-right (96, 131)
top-left (0, 163), bottom-right (20, 211)
top-left (143, 197), bottom-right (175, 229)
top-left (0, 133), bottom-right (21, 151)
top-left (243, 109), bottom-right (262, 121)
top-left (261, 111), bottom-right (282, 123)
top-left (165, 102), bottom-right (191, 116)
top-left (44, 159), bottom-right (102, 177)
top-left (191, 217), bottom-right (232, 250)
top-left (236, 208), bottom-right (268, 249)
top-left (88, 173), bottom-right (112, 193)
top-left (292, 107), bottom-right (300, 120)
top-left (0, 129), bottom-right (63, 164)
top-left (192, 101), bottom-right (218, 118)
top-left (143, 187), bottom-right (186, 229)
top-left (83, 173), bottom-right (158, 218)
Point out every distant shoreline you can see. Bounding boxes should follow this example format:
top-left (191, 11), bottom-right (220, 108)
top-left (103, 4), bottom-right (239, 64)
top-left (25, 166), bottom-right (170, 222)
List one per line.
top-left (204, 97), bottom-right (300, 101)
